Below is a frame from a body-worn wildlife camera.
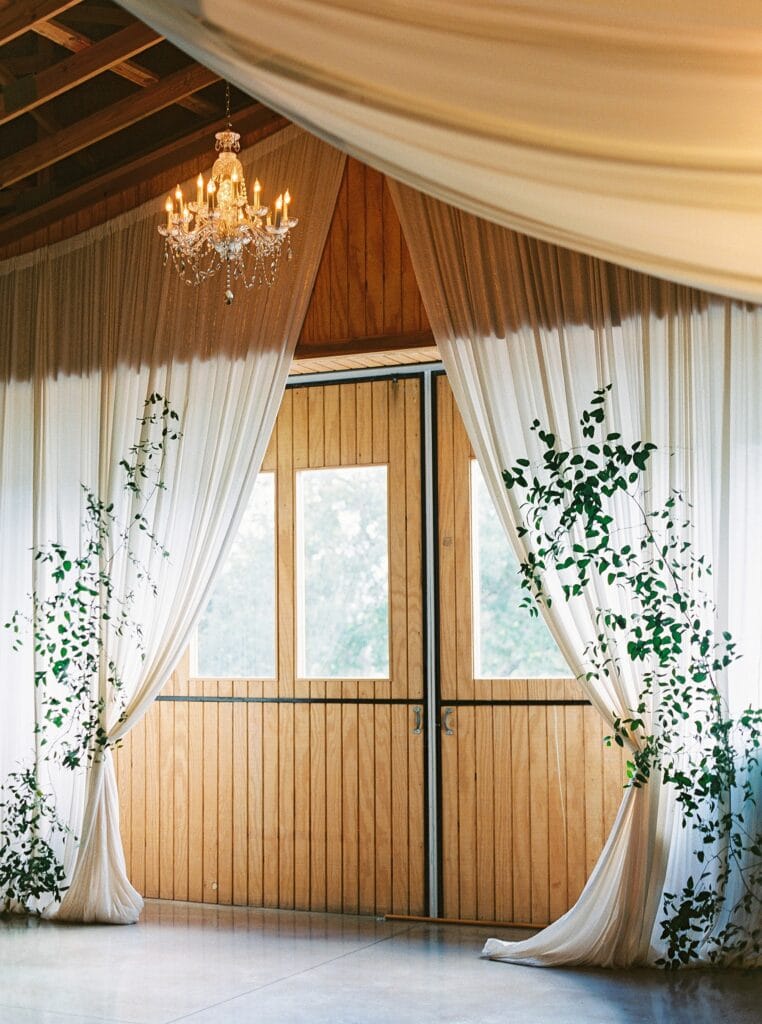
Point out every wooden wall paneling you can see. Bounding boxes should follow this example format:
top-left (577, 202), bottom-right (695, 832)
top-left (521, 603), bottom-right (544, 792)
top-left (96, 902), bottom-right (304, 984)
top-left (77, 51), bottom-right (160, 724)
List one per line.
top-left (358, 704), bottom-right (376, 914)
top-left (323, 385), bottom-right (341, 466)
top-left (262, 698), bottom-right (279, 907)
top-left (293, 703), bottom-right (311, 910)
top-left (388, 380), bottom-right (407, 701)
top-left (563, 704), bottom-right (587, 907)
top-left (356, 381), bottom-right (373, 466)
top-left (339, 383), bottom-right (356, 467)
top-left (325, 702), bottom-right (343, 910)
top-left (232, 679), bottom-right (249, 906)
top-left (187, 681), bottom-right (204, 903)
top-left (202, 681), bottom-right (218, 903)
top-left (278, 700), bottom-right (295, 908)
top-left (492, 708), bottom-right (513, 923)
top-left (277, 390), bottom-right (295, 697)
top-left (172, 661), bottom-right (189, 904)
top-left (475, 706), bottom-right (495, 922)
top-left (528, 680), bottom-right (550, 925)
top-left (404, 380), bottom-right (424, 702)
top-left (309, 700), bottom-right (327, 911)
top-left (381, 180), bottom-right (403, 335)
top-left (510, 688), bottom-right (531, 924)
top-left (546, 702), bottom-right (569, 922)
top-left (144, 693), bottom-right (160, 899)
top-left (364, 166), bottom-right (384, 336)
top-left (583, 702), bottom-right (605, 879)
top-left (374, 701), bottom-right (392, 913)
top-left (329, 165), bottom-right (349, 343)
top-left (217, 679), bottom-right (234, 905)
top-left (347, 159), bottom-right (366, 341)
top-left (247, 690), bottom-right (264, 908)
top-left (307, 387), bottom-right (325, 467)
top-left (342, 703), bottom-right (360, 913)
top-left (159, 688), bottom-right (175, 901)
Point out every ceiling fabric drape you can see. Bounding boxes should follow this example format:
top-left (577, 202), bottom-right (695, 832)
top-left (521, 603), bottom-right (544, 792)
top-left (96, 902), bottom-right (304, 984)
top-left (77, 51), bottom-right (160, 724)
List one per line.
top-left (0, 127), bottom-right (345, 923)
top-left (117, 0), bottom-right (762, 302)
top-left (389, 180), bottom-right (762, 966)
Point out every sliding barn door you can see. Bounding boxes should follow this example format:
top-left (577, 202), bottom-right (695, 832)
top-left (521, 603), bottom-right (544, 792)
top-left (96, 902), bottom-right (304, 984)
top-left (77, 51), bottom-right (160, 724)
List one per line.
top-left (116, 378), bottom-right (426, 916)
top-left (435, 376), bottom-right (626, 926)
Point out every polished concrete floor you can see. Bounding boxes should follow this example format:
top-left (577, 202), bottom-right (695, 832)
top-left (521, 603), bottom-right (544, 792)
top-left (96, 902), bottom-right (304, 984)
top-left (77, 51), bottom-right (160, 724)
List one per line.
top-left (0, 900), bottom-right (760, 1023)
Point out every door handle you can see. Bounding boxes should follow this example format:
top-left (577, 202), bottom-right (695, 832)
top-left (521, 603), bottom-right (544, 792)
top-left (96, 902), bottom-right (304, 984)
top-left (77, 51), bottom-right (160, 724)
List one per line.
top-left (412, 705), bottom-right (422, 735)
top-left (442, 707), bottom-right (455, 736)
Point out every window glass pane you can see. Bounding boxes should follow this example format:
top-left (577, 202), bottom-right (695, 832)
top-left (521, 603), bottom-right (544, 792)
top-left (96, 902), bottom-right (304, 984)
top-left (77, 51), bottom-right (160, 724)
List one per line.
top-left (196, 472), bottom-right (275, 678)
top-left (298, 465), bottom-right (389, 679)
top-left (471, 461), bottom-right (569, 678)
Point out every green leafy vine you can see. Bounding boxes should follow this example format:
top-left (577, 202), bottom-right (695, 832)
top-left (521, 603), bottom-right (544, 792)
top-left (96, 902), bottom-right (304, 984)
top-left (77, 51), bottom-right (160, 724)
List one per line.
top-left (503, 386), bottom-right (762, 967)
top-left (0, 394), bottom-right (181, 914)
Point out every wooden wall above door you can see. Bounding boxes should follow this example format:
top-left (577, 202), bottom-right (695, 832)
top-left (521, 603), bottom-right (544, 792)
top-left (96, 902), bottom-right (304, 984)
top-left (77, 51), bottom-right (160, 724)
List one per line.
top-left (296, 159), bottom-right (432, 361)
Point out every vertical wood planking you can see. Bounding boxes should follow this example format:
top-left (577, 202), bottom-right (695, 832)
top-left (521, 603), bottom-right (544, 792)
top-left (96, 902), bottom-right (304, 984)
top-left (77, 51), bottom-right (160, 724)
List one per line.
top-left (187, 686), bottom-right (204, 903)
top-left (309, 702), bottom-right (327, 911)
top-left (217, 679), bottom-right (233, 905)
top-left (325, 703), bottom-right (343, 911)
top-left (158, 693), bottom-right (175, 900)
top-left (347, 159), bottom-right (366, 341)
top-left (144, 701), bottom-right (160, 899)
top-left (358, 704), bottom-right (376, 914)
top-left (342, 703), bottom-right (359, 913)
top-left (232, 680), bottom-right (248, 906)
top-left (202, 682), bottom-right (219, 903)
top-left (247, 695), bottom-right (264, 907)
top-left (329, 164), bottom-right (349, 342)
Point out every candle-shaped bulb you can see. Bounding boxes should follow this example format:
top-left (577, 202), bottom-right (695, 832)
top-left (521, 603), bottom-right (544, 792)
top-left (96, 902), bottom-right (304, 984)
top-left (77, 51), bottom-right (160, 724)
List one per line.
top-left (253, 178), bottom-right (261, 207)
top-left (207, 178), bottom-right (215, 210)
top-left (174, 185), bottom-right (183, 211)
top-left (196, 173), bottom-right (204, 205)
top-left (165, 196), bottom-right (173, 228)
top-left (275, 193), bottom-right (283, 227)
top-left (283, 189), bottom-right (291, 222)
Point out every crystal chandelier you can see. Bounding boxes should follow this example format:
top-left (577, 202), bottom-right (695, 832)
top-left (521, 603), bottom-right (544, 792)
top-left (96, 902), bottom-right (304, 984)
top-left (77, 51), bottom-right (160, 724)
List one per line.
top-left (158, 84), bottom-right (297, 304)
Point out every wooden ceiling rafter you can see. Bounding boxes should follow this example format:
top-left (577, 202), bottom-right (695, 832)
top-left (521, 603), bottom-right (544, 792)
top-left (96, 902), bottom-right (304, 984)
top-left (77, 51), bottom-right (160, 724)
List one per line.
top-left (0, 61), bottom-right (219, 187)
top-left (32, 17), bottom-right (217, 118)
top-left (0, 0), bottom-right (81, 48)
top-left (0, 102), bottom-right (288, 250)
top-left (0, 20), bottom-right (161, 127)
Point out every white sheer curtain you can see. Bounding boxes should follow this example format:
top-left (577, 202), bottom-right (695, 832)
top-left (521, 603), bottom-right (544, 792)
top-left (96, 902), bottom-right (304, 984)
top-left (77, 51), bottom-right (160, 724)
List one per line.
top-left (0, 127), bottom-right (345, 923)
top-left (391, 181), bottom-right (762, 966)
top-left (117, 0), bottom-right (762, 302)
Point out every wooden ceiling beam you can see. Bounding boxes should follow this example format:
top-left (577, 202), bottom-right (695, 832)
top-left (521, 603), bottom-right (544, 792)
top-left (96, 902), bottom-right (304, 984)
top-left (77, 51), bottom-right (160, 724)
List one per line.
top-left (0, 104), bottom-right (288, 252)
top-left (0, 62), bottom-right (219, 187)
top-left (0, 21), bottom-right (161, 127)
top-left (33, 18), bottom-right (217, 118)
top-left (0, 0), bottom-right (81, 47)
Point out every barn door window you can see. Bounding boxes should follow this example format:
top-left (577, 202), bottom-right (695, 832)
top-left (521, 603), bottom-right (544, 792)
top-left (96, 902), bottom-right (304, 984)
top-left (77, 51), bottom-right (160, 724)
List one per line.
top-left (471, 460), bottom-right (568, 679)
top-left (194, 471), bottom-right (277, 678)
top-left (296, 464), bottom-right (390, 679)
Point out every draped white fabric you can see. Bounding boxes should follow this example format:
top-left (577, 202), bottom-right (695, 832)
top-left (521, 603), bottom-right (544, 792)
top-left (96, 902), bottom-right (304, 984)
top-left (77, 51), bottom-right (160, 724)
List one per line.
top-left (117, 0), bottom-right (762, 301)
top-left (0, 127), bottom-right (345, 923)
top-left (391, 181), bottom-right (762, 965)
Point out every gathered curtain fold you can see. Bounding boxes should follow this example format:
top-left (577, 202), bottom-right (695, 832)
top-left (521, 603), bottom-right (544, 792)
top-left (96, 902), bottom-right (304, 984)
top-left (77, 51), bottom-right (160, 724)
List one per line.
top-left (117, 0), bottom-right (762, 302)
top-left (390, 180), bottom-right (762, 966)
top-left (0, 127), bottom-right (346, 923)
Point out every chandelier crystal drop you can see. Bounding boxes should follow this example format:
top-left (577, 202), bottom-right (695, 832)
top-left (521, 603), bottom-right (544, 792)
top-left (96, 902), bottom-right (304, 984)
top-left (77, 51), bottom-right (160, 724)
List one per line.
top-left (158, 84), bottom-right (297, 304)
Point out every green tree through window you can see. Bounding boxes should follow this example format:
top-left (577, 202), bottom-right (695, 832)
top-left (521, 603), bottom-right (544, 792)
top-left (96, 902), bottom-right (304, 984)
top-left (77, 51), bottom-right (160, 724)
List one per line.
top-left (472, 461), bottom-right (569, 678)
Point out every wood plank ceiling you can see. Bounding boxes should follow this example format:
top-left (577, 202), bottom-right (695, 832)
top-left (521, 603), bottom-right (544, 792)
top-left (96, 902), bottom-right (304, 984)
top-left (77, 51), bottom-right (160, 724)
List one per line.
top-left (0, 0), bottom-right (284, 247)
top-left (0, 0), bottom-right (433, 359)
